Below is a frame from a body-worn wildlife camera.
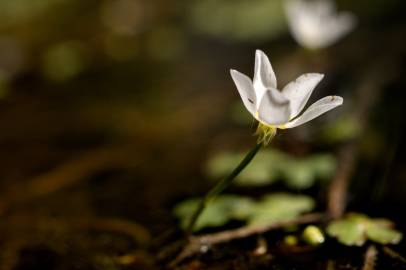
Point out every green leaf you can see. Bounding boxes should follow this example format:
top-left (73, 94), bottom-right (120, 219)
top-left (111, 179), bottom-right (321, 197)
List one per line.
top-left (326, 213), bottom-right (403, 246)
top-left (326, 216), bottom-right (367, 246)
top-left (321, 114), bottom-right (361, 143)
top-left (173, 193), bottom-right (315, 231)
top-left (282, 154), bottom-right (337, 188)
top-left (282, 160), bottom-right (316, 189)
top-left (366, 223), bottom-right (402, 245)
top-left (309, 154), bottom-right (338, 181)
top-left (206, 150), bottom-right (336, 189)
top-left (206, 150), bottom-right (286, 186)
top-left (173, 195), bottom-right (255, 231)
top-left (247, 193), bottom-right (315, 225)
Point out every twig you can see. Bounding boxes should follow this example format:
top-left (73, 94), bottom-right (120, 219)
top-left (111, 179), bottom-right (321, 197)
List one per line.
top-left (327, 142), bottom-right (358, 219)
top-left (169, 213), bottom-right (323, 266)
top-left (362, 245), bottom-right (377, 270)
top-left (382, 246), bottom-right (406, 264)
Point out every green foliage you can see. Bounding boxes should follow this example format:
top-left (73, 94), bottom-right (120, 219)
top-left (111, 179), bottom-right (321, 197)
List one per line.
top-left (173, 195), bottom-right (256, 231)
top-left (173, 193), bottom-right (315, 231)
top-left (321, 114), bottom-right (361, 143)
top-left (246, 193), bottom-right (315, 225)
top-left (282, 154), bottom-right (336, 188)
top-left (206, 149), bottom-right (336, 189)
top-left (326, 213), bottom-right (402, 246)
top-left (187, 0), bottom-right (287, 41)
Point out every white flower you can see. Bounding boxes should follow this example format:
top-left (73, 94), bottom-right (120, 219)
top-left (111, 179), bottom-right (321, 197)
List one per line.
top-left (230, 50), bottom-right (343, 143)
top-left (284, 0), bottom-right (356, 50)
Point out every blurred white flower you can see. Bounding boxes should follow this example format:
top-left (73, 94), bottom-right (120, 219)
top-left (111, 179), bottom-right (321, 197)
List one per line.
top-left (230, 50), bottom-right (343, 143)
top-left (284, 0), bottom-right (356, 50)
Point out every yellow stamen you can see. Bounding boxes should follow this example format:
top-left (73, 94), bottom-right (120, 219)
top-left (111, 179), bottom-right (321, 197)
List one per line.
top-left (255, 122), bottom-right (277, 145)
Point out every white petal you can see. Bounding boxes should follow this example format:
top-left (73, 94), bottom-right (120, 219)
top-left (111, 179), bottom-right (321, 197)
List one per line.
top-left (284, 0), bottom-right (321, 49)
top-left (284, 95), bottom-right (343, 128)
top-left (326, 12), bottom-right (356, 43)
top-left (284, 0), bottom-right (356, 50)
top-left (284, 0), bottom-right (304, 19)
top-left (313, 0), bottom-right (335, 17)
top-left (257, 88), bottom-right (291, 126)
top-left (282, 73), bottom-right (324, 118)
top-left (230, 69), bottom-right (257, 115)
top-left (253, 50), bottom-right (277, 92)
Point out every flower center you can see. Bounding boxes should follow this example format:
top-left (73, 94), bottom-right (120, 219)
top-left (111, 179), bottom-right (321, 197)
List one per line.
top-left (255, 122), bottom-right (277, 146)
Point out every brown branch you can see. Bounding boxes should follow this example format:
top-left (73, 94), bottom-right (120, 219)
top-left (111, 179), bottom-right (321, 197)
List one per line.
top-left (168, 213), bottom-right (323, 267)
top-left (362, 245), bottom-right (377, 270)
top-left (383, 246), bottom-right (406, 264)
top-left (327, 142), bottom-right (358, 219)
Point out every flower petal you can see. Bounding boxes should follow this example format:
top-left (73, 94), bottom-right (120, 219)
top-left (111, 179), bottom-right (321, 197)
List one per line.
top-left (313, 0), bottom-right (335, 17)
top-left (257, 88), bottom-right (291, 126)
top-left (230, 69), bottom-right (257, 115)
top-left (284, 95), bottom-right (343, 128)
top-left (254, 50), bottom-right (277, 94)
top-left (284, 0), bottom-right (355, 50)
top-left (324, 11), bottom-right (356, 45)
top-left (282, 73), bottom-right (324, 118)
top-left (284, 0), bottom-right (320, 49)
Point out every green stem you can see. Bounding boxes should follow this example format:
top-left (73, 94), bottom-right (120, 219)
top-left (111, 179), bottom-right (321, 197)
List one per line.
top-left (186, 142), bottom-right (263, 234)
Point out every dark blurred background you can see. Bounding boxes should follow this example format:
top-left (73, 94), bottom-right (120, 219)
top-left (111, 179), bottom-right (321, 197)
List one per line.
top-left (0, 0), bottom-right (405, 269)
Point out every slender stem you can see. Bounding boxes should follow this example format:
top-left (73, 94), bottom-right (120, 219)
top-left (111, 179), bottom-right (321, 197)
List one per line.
top-left (186, 142), bottom-right (263, 234)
